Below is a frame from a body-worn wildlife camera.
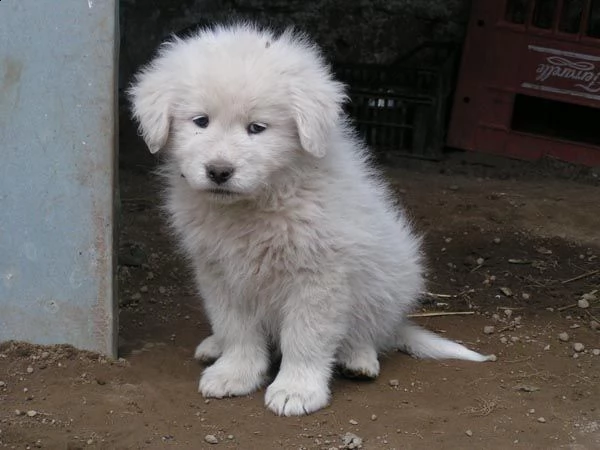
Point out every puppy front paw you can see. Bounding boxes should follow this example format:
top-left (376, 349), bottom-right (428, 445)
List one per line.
top-left (265, 376), bottom-right (330, 416)
top-left (194, 335), bottom-right (222, 363)
top-left (199, 357), bottom-right (266, 398)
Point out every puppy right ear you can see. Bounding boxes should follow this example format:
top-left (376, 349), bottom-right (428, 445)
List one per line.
top-left (128, 66), bottom-right (173, 154)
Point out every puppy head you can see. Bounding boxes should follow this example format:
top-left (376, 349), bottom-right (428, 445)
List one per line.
top-left (128, 23), bottom-right (347, 198)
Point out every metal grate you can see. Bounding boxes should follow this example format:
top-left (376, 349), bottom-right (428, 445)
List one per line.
top-left (334, 42), bottom-right (459, 159)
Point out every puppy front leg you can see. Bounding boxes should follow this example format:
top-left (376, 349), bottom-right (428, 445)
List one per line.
top-left (265, 280), bottom-right (349, 416)
top-left (199, 309), bottom-right (268, 398)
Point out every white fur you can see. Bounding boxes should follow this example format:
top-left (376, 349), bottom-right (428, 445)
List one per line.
top-left (129, 23), bottom-right (494, 417)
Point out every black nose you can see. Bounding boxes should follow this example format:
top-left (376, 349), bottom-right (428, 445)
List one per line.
top-left (205, 163), bottom-right (235, 185)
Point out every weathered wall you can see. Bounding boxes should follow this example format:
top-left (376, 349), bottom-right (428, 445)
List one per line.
top-left (1, 1), bottom-right (119, 356)
top-left (119, 0), bottom-right (470, 87)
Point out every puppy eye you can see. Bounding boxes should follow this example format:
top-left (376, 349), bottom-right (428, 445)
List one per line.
top-left (247, 122), bottom-right (267, 135)
top-left (192, 115), bottom-right (209, 128)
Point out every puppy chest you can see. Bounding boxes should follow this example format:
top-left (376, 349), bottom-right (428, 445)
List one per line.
top-left (197, 214), bottom-right (333, 280)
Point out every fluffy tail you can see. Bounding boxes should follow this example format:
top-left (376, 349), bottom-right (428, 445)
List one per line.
top-left (396, 321), bottom-right (496, 362)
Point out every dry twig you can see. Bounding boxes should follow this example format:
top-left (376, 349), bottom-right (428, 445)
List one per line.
top-left (462, 397), bottom-right (500, 416)
top-left (423, 289), bottom-right (475, 299)
top-left (561, 269), bottom-right (599, 284)
top-left (423, 292), bottom-right (456, 299)
top-left (557, 303), bottom-right (577, 312)
top-left (408, 311), bottom-right (475, 318)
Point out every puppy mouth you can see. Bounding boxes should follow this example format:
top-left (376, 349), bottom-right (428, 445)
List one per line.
top-left (206, 187), bottom-right (241, 196)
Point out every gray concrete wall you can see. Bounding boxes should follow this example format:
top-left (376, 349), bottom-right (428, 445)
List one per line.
top-left (0, 1), bottom-right (119, 357)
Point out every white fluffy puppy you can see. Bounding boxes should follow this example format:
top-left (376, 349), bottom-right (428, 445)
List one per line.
top-left (129, 23), bottom-right (493, 416)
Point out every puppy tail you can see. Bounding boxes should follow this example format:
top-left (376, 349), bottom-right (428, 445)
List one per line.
top-left (395, 321), bottom-right (495, 362)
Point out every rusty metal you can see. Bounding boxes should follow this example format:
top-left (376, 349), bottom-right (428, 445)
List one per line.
top-left (447, 0), bottom-right (600, 166)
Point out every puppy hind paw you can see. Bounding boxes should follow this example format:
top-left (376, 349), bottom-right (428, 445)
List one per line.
top-left (339, 365), bottom-right (379, 380)
top-left (194, 335), bottom-right (222, 363)
top-left (337, 348), bottom-right (380, 380)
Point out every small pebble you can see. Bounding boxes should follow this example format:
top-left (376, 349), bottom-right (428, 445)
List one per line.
top-left (341, 432), bottom-right (363, 449)
top-left (578, 299), bottom-right (590, 309)
top-left (476, 257), bottom-right (484, 265)
top-left (493, 237), bottom-right (501, 244)
top-left (87, 439), bottom-right (94, 445)
top-left (465, 429), bottom-right (473, 437)
top-left (26, 367), bottom-right (34, 374)
top-left (558, 332), bottom-right (570, 342)
top-left (510, 336), bottom-right (519, 343)
top-left (131, 292), bottom-right (142, 300)
top-left (590, 321), bottom-right (599, 331)
top-left (40, 351), bottom-right (50, 359)
top-left (492, 314), bottom-right (501, 322)
top-left (544, 345), bottom-right (550, 351)
top-left (529, 408), bottom-right (535, 414)
top-left (370, 414), bottom-right (377, 421)
top-left (26, 410), bottom-right (37, 417)
top-left (521, 293), bottom-right (530, 300)
top-left (158, 286), bottom-right (166, 294)
top-left (349, 419), bottom-right (358, 425)
top-left (389, 379), bottom-right (399, 387)
top-left (0, 381), bottom-right (6, 387)
top-left (227, 435), bottom-right (234, 440)
top-left (140, 285), bottom-right (149, 293)
top-left (592, 349), bottom-right (600, 356)
top-left (504, 309), bottom-right (513, 318)
top-left (537, 417), bottom-right (546, 423)
top-left (573, 342), bottom-right (585, 352)
top-left (500, 337), bottom-right (508, 344)
top-left (483, 326), bottom-right (495, 335)
top-left (487, 354), bottom-right (498, 362)
top-left (204, 434), bottom-right (218, 444)
top-left (15, 409), bottom-right (23, 416)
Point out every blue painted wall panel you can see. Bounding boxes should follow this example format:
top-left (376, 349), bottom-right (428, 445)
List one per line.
top-left (0, 0), bottom-right (118, 356)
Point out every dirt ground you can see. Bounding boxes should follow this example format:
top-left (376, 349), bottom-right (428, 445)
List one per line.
top-left (1, 149), bottom-right (599, 449)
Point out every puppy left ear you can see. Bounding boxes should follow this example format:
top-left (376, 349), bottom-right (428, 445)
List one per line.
top-left (291, 73), bottom-right (347, 158)
top-left (128, 63), bottom-right (175, 154)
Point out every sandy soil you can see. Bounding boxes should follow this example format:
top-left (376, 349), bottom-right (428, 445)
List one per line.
top-left (1, 151), bottom-right (599, 449)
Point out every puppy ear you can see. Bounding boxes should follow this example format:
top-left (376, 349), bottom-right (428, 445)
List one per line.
top-left (128, 65), bottom-right (174, 154)
top-left (291, 73), bottom-right (347, 158)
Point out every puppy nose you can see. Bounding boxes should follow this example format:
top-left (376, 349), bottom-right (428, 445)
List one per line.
top-left (205, 162), bottom-right (235, 185)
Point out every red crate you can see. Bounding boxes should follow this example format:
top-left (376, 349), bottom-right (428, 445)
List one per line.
top-left (447, 0), bottom-right (600, 166)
